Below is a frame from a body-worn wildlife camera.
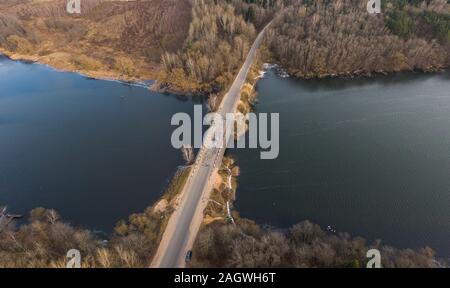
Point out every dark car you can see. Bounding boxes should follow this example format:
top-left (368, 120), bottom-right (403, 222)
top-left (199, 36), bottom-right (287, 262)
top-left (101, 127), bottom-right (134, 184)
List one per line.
top-left (185, 250), bottom-right (193, 262)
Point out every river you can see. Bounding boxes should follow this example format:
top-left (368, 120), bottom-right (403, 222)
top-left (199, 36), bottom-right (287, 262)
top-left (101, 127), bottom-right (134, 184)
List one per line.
top-left (232, 69), bottom-right (450, 257)
top-left (0, 55), bottom-right (200, 232)
top-left (1, 55), bottom-right (449, 257)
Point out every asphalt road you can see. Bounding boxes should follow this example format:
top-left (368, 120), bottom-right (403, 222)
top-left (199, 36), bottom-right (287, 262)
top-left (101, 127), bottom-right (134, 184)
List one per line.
top-left (151, 23), bottom-right (271, 268)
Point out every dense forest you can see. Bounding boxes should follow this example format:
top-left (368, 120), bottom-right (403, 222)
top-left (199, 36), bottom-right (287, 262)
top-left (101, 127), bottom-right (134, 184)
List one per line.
top-left (0, 0), bottom-right (282, 86)
top-left (1, 0), bottom-right (449, 268)
top-left (1, 0), bottom-right (448, 86)
top-left (1, 206), bottom-right (445, 268)
top-left (266, 0), bottom-right (449, 78)
top-left (0, 205), bottom-right (168, 267)
top-left (191, 218), bottom-right (446, 268)
top-left (156, 0), bottom-right (257, 93)
top-left (156, 0), bottom-right (285, 93)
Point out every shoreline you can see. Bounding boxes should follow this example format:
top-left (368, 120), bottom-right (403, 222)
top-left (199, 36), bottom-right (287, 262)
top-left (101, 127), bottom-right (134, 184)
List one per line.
top-left (1, 50), bottom-right (448, 265)
top-left (0, 49), bottom-right (154, 88)
top-left (193, 66), bottom-right (450, 265)
top-left (3, 47), bottom-right (447, 97)
top-left (226, 63), bottom-right (450, 260)
top-left (0, 49), bottom-right (206, 96)
top-left (268, 61), bottom-right (448, 81)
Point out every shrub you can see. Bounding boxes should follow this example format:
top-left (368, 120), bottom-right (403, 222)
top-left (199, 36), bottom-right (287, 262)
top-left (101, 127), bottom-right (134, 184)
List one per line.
top-left (72, 54), bottom-right (102, 71)
top-left (114, 57), bottom-right (137, 77)
top-left (6, 35), bottom-right (34, 54)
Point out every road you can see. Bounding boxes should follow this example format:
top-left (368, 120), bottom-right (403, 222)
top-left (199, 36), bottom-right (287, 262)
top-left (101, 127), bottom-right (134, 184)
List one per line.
top-left (150, 22), bottom-right (271, 268)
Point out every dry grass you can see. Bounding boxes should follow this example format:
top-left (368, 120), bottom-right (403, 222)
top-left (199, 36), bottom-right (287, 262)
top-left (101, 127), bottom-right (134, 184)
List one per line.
top-left (0, 0), bottom-right (192, 81)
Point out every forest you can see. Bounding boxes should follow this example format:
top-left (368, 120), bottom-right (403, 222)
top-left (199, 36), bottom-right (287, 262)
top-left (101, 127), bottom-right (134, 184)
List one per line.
top-left (1, 0), bottom-right (449, 268)
top-left (156, 0), bottom-right (283, 93)
top-left (191, 218), bottom-right (446, 268)
top-left (266, 0), bottom-right (449, 78)
top-left (1, 206), bottom-right (445, 268)
top-left (1, 0), bottom-right (448, 88)
top-left (0, 206), bottom-right (163, 267)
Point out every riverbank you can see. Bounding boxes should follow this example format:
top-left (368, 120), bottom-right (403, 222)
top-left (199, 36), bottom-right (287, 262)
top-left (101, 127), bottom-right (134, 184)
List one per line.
top-left (0, 56), bottom-right (446, 267)
top-left (5, 43), bottom-right (446, 98)
top-left (282, 64), bottom-right (448, 81)
top-left (114, 165), bottom-right (192, 258)
top-left (189, 65), bottom-right (450, 268)
top-left (0, 48), bottom-right (156, 85)
top-left (0, 48), bottom-right (211, 96)
top-left (0, 165), bottom-right (192, 268)
top-left (0, 55), bottom-right (202, 233)
top-left (229, 67), bottom-right (450, 258)
top-left (191, 146), bottom-right (449, 268)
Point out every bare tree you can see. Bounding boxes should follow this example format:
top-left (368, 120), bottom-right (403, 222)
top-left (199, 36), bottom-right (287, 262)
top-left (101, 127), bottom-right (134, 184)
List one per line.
top-left (181, 145), bottom-right (195, 165)
top-left (47, 209), bottom-right (60, 224)
top-left (206, 93), bottom-right (218, 112)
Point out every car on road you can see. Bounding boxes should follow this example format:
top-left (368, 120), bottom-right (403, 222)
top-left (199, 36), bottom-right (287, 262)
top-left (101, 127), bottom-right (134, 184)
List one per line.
top-left (185, 250), bottom-right (193, 262)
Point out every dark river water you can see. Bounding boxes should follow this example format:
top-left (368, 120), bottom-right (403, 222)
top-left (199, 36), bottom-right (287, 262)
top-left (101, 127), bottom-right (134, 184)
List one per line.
top-left (1, 55), bottom-right (449, 257)
top-left (232, 70), bottom-right (450, 257)
top-left (0, 56), bottom-right (199, 232)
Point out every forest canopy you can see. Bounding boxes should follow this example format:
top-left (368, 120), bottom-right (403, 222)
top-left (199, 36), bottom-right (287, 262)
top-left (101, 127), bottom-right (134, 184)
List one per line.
top-left (0, 0), bottom-right (448, 90)
top-left (1, 207), bottom-right (445, 268)
top-left (190, 218), bottom-right (445, 268)
top-left (265, 0), bottom-right (449, 79)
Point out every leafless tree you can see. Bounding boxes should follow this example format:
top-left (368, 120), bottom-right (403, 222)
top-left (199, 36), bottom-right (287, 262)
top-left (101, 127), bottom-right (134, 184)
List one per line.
top-left (206, 93), bottom-right (218, 112)
top-left (47, 209), bottom-right (60, 224)
top-left (181, 145), bottom-right (195, 165)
